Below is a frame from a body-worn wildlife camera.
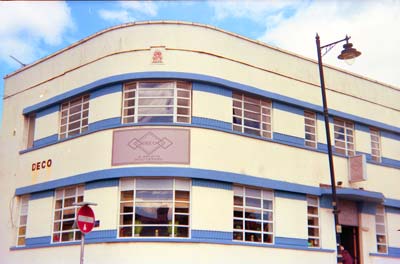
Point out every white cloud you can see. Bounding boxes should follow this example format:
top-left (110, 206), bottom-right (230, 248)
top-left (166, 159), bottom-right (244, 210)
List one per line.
top-left (259, 1), bottom-right (400, 87)
top-left (98, 1), bottom-right (158, 23)
top-left (209, 0), bottom-right (400, 87)
top-left (98, 9), bottom-right (134, 23)
top-left (208, 0), bottom-right (305, 25)
top-left (0, 1), bottom-right (73, 67)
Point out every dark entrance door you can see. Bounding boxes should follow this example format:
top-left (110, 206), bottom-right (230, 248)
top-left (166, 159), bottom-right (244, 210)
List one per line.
top-left (340, 225), bottom-right (360, 264)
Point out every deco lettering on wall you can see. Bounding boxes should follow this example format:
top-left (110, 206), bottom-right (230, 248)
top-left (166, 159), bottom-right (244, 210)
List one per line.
top-left (31, 159), bottom-right (53, 183)
top-left (112, 128), bottom-right (190, 165)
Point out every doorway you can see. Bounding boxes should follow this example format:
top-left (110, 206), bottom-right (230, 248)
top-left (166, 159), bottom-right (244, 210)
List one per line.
top-left (340, 225), bottom-right (360, 264)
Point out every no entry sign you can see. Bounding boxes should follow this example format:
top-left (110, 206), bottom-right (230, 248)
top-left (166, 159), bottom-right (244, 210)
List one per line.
top-left (77, 205), bottom-right (95, 234)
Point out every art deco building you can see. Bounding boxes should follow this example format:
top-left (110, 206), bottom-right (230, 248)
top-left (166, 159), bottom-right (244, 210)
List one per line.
top-left (1, 21), bottom-right (399, 264)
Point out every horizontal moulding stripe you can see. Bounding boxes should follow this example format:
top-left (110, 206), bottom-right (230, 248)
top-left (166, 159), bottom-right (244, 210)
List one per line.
top-left (15, 167), bottom-right (321, 196)
top-left (11, 231), bottom-right (335, 253)
top-left (21, 117), bottom-right (400, 171)
top-left (14, 167), bottom-right (396, 207)
top-left (192, 179), bottom-right (232, 190)
top-left (21, 71), bottom-right (400, 134)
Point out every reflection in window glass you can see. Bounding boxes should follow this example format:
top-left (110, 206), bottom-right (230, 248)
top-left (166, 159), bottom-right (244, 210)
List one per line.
top-left (375, 205), bottom-right (387, 253)
top-left (370, 128), bottom-right (381, 163)
top-left (122, 81), bottom-right (191, 124)
top-left (307, 196), bottom-right (320, 248)
top-left (59, 95), bottom-right (89, 139)
top-left (52, 185), bottom-right (84, 243)
top-left (333, 118), bottom-right (355, 156)
top-left (304, 111), bottom-right (317, 148)
top-left (119, 178), bottom-right (190, 238)
top-left (232, 92), bottom-right (272, 138)
top-left (233, 186), bottom-right (273, 243)
top-left (16, 195), bottom-right (30, 246)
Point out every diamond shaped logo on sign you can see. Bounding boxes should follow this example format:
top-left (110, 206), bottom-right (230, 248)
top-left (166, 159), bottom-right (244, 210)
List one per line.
top-left (128, 132), bottom-right (173, 155)
top-left (77, 205), bottom-right (95, 234)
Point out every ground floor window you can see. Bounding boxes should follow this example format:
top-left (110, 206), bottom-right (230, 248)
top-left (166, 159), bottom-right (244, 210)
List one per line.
top-left (307, 195), bottom-right (320, 247)
top-left (375, 205), bottom-right (388, 253)
top-left (16, 195), bottom-right (29, 246)
top-left (119, 178), bottom-right (190, 238)
top-left (52, 185), bottom-right (84, 243)
top-left (233, 186), bottom-right (274, 243)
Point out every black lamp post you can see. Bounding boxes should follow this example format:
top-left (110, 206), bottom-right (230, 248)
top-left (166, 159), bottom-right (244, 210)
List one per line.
top-left (315, 34), bottom-right (361, 263)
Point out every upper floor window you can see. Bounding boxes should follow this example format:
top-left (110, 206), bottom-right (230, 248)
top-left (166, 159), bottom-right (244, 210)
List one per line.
top-left (233, 186), bottom-right (274, 244)
top-left (304, 111), bottom-right (317, 148)
top-left (119, 178), bottom-right (190, 238)
top-left (16, 195), bottom-right (29, 246)
top-left (375, 205), bottom-right (387, 253)
top-left (52, 185), bottom-right (84, 243)
top-left (370, 128), bottom-right (381, 162)
top-left (307, 196), bottom-right (320, 248)
top-left (25, 114), bottom-right (36, 148)
top-left (232, 92), bottom-right (272, 138)
top-left (122, 80), bottom-right (191, 124)
top-left (333, 118), bottom-right (355, 156)
top-left (59, 95), bottom-right (89, 139)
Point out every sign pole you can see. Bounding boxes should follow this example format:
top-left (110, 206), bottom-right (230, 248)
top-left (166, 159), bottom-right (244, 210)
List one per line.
top-left (80, 233), bottom-right (85, 264)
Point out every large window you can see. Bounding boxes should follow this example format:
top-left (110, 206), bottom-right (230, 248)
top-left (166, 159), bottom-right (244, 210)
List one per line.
top-left (307, 196), bottom-right (320, 248)
top-left (16, 195), bottom-right (29, 246)
top-left (52, 185), bottom-right (84, 243)
top-left (370, 128), bottom-right (381, 162)
top-left (122, 80), bottom-right (191, 124)
top-left (232, 92), bottom-right (272, 138)
top-left (233, 186), bottom-right (274, 243)
top-left (375, 205), bottom-right (388, 253)
top-left (119, 178), bottom-right (190, 238)
top-left (59, 95), bottom-right (89, 139)
top-left (304, 111), bottom-right (317, 148)
top-left (333, 118), bottom-right (355, 156)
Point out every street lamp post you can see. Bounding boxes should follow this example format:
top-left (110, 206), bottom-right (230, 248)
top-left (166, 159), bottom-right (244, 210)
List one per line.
top-left (315, 34), bottom-right (361, 264)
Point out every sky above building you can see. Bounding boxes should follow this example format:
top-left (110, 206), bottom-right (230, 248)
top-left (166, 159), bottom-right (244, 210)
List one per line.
top-left (1, 0), bottom-right (400, 127)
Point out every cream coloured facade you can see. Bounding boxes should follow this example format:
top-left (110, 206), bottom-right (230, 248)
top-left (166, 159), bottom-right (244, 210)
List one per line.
top-left (0, 21), bottom-right (399, 263)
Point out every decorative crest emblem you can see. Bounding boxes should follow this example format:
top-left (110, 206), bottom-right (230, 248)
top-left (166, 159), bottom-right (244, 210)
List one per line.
top-left (152, 50), bottom-right (163, 64)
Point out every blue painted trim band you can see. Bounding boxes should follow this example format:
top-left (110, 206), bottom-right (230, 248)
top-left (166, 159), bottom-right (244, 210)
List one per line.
top-left (381, 131), bottom-right (400, 141)
top-left (13, 234), bottom-right (335, 253)
top-left (275, 237), bottom-right (308, 248)
top-left (358, 202), bottom-right (377, 215)
top-left (22, 71), bottom-right (400, 134)
top-left (321, 188), bottom-right (384, 203)
top-left (33, 134), bottom-right (58, 148)
top-left (381, 157), bottom-right (400, 168)
top-left (386, 207), bottom-right (400, 214)
top-left (370, 253), bottom-right (400, 259)
top-left (192, 230), bottom-right (232, 240)
top-left (86, 229), bottom-right (117, 242)
top-left (29, 190), bottom-right (54, 200)
top-left (193, 82), bottom-right (232, 97)
top-left (192, 116), bottom-right (231, 130)
top-left (88, 117), bottom-right (121, 132)
top-left (21, 119), bottom-right (400, 170)
top-left (15, 167), bottom-right (321, 196)
top-left (25, 236), bottom-right (51, 247)
top-left (192, 179), bottom-right (232, 190)
top-left (273, 132), bottom-right (304, 147)
top-left (320, 196), bottom-right (332, 209)
top-left (384, 198), bottom-right (400, 208)
top-left (274, 101), bottom-right (304, 116)
top-left (85, 179), bottom-right (119, 190)
top-left (389, 247), bottom-right (400, 255)
top-left (91, 83), bottom-right (122, 99)
top-left (36, 105), bottom-right (59, 118)
top-left (355, 123), bottom-right (370, 133)
top-left (275, 191), bottom-right (306, 201)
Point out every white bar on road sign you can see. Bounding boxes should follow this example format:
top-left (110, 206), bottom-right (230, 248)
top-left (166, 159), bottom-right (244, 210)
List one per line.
top-left (78, 215), bottom-right (94, 223)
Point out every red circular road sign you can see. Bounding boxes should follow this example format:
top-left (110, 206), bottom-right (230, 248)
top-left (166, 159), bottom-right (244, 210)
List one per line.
top-left (77, 205), bottom-right (95, 234)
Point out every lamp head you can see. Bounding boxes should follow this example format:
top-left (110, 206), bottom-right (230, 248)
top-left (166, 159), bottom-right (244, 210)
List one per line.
top-left (338, 41), bottom-right (361, 62)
